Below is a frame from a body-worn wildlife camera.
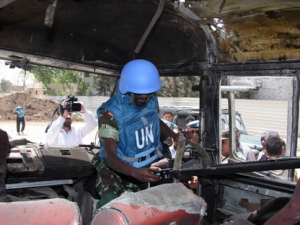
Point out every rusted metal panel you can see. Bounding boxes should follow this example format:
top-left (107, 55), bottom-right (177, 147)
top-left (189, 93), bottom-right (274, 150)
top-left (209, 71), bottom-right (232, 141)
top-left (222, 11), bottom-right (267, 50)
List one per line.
top-left (0, 198), bottom-right (82, 225)
top-left (190, 0), bottom-right (300, 63)
top-left (7, 146), bottom-right (44, 175)
top-left (91, 183), bottom-right (207, 225)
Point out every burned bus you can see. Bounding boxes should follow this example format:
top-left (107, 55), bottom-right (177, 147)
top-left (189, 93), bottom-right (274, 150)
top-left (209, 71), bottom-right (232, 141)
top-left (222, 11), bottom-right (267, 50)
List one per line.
top-left (0, 1), bottom-right (300, 224)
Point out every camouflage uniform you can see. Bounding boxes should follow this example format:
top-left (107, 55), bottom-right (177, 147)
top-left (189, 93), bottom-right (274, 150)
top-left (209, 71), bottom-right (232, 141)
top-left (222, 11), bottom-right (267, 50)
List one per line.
top-left (94, 160), bottom-right (148, 207)
top-left (94, 109), bottom-right (148, 208)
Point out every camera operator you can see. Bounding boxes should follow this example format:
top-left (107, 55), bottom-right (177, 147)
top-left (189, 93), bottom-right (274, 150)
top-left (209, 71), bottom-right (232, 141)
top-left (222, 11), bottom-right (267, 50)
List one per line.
top-left (45, 100), bottom-right (97, 146)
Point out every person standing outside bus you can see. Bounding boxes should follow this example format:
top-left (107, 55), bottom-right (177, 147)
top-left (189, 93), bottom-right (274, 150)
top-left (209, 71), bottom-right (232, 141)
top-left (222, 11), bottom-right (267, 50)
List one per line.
top-left (13, 102), bottom-right (26, 135)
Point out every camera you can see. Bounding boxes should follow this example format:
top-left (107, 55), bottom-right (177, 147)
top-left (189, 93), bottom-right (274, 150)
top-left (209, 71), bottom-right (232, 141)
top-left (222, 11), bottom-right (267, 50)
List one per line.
top-left (64, 95), bottom-right (81, 112)
top-left (58, 95), bottom-right (81, 114)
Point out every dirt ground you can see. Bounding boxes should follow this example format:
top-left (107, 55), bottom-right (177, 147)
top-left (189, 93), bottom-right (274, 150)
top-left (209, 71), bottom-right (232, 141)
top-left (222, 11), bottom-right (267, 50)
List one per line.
top-left (0, 93), bottom-right (97, 144)
top-left (0, 92), bottom-right (84, 122)
top-left (0, 93), bottom-right (59, 121)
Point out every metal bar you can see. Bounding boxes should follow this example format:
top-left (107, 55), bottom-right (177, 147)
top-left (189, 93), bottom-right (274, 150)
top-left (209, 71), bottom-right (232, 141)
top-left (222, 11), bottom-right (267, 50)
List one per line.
top-left (220, 86), bottom-right (258, 92)
top-left (228, 91), bottom-right (237, 158)
top-left (287, 76), bottom-right (300, 180)
top-left (0, 49), bottom-right (121, 76)
top-left (6, 179), bottom-right (73, 190)
top-left (210, 61), bottom-right (300, 72)
top-left (219, 174), bottom-right (296, 194)
top-left (199, 76), bottom-right (206, 146)
top-left (134, 0), bottom-right (166, 56)
top-left (173, 158), bottom-right (300, 180)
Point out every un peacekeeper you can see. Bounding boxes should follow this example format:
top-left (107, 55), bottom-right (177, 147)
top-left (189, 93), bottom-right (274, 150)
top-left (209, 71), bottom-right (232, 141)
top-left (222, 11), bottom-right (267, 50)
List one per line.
top-left (94, 59), bottom-right (178, 207)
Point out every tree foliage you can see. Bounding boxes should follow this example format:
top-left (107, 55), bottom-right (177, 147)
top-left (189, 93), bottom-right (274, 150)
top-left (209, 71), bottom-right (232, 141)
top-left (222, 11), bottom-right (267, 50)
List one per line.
top-left (92, 74), bottom-right (117, 96)
top-left (30, 66), bottom-right (89, 96)
top-left (77, 80), bottom-right (89, 96)
top-left (158, 76), bottom-right (200, 97)
top-left (30, 65), bottom-right (200, 97)
top-left (0, 78), bottom-right (12, 93)
top-left (91, 74), bottom-right (200, 97)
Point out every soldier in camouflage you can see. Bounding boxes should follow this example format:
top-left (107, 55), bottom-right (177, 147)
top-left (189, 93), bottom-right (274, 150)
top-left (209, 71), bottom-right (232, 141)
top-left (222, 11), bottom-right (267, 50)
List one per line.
top-left (94, 59), bottom-right (178, 208)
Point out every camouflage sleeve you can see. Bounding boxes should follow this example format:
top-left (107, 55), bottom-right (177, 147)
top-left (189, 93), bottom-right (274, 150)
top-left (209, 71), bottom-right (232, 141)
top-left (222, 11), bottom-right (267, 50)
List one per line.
top-left (98, 109), bottom-right (119, 141)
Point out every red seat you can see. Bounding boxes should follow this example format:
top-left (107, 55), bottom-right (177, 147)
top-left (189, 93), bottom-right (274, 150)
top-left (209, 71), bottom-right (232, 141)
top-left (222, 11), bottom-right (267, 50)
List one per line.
top-left (0, 198), bottom-right (82, 225)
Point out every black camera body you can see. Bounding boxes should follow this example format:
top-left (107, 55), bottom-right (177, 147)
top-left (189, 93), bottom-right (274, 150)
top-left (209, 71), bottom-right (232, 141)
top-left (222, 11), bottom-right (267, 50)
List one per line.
top-left (65, 95), bottom-right (81, 112)
top-left (57, 95), bottom-right (81, 115)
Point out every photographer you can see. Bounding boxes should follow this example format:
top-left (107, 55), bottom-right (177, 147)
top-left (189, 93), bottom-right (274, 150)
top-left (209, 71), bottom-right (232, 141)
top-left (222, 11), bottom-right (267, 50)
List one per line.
top-left (45, 99), bottom-right (97, 147)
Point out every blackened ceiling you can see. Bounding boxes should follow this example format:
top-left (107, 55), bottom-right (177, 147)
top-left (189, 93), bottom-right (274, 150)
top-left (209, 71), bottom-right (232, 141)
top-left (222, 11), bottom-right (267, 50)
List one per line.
top-left (0, 0), bottom-right (299, 76)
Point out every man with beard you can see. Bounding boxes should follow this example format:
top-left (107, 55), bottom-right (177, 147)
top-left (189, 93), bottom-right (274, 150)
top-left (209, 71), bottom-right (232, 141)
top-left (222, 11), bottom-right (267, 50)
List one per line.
top-left (94, 59), bottom-right (181, 207)
top-left (45, 101), bottom-right (97, 146)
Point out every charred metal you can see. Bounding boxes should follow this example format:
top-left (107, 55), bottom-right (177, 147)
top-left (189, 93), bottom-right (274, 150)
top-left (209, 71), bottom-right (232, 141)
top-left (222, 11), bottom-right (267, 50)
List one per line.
top-left (1, 1), bottom-right (300, 225)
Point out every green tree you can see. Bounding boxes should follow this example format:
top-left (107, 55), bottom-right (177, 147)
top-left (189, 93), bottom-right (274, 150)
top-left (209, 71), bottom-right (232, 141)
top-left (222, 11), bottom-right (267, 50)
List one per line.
top-left (77, 80), bottom-right (89, 96)
top-left (92, 74), bottom-right (117, 96)
top-left (31, 66), bottom-right (89, 96)
top-left (0, 78), bottom-right (12, 93)
top-left (91, 74), bottom-right (200, 97)
top-left (158, 76), bottom-right (200, 97)
top-left (31, 65), bottom-right (200, 97)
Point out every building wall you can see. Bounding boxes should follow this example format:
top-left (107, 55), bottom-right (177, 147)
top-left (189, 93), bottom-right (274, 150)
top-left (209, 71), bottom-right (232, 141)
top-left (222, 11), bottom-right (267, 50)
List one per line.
top-left (229, 76), bottom-right (293, 101)
top-left (27, 82), bottom-right (44, 98)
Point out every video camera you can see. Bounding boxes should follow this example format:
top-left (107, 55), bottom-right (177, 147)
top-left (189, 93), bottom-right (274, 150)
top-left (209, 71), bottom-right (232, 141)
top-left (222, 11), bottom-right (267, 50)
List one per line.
top-left (64, 95), bottom-right (81, 112)
top-left (57, 95), bottom-right (81, 115)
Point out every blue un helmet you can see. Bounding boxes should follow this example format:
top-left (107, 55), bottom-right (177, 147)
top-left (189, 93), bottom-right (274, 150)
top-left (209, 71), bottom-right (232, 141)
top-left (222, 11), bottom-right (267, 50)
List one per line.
top-left (119, 59), bottom-right (162, 94)
top-left (187, 120), bottom-right (199, 128)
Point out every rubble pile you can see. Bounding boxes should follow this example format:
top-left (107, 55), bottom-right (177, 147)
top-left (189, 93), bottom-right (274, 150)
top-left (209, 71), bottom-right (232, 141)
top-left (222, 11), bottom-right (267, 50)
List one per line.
top-left (0, 93), bottom-right (83, 121)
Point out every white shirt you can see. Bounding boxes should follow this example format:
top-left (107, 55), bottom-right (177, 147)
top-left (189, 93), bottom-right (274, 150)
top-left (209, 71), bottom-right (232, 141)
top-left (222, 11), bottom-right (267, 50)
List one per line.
top-left (169, 144), bottom-right (177, 159)
top-left (238, 142), bottom-right (256, 161)
top-left (45, 110), bottom-right (97, 146)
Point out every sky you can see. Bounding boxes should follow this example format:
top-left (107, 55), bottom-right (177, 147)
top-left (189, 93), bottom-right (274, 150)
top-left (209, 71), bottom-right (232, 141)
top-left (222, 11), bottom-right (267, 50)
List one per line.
top-left (0, 59), bottom-right (35, 86)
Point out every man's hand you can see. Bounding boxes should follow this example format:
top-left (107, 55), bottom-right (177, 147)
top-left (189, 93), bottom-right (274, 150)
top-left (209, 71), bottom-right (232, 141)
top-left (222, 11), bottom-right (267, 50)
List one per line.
top-left (60, 101), bottom-right (69, 119)
top-left (105, 138), bottom-right (161, 183)
top-left (188, 176), bottom-right (198, 189)
top-left (79, 102), bottom-right (86, 113)
top-left (132, 167), bottom-right (161, 183)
